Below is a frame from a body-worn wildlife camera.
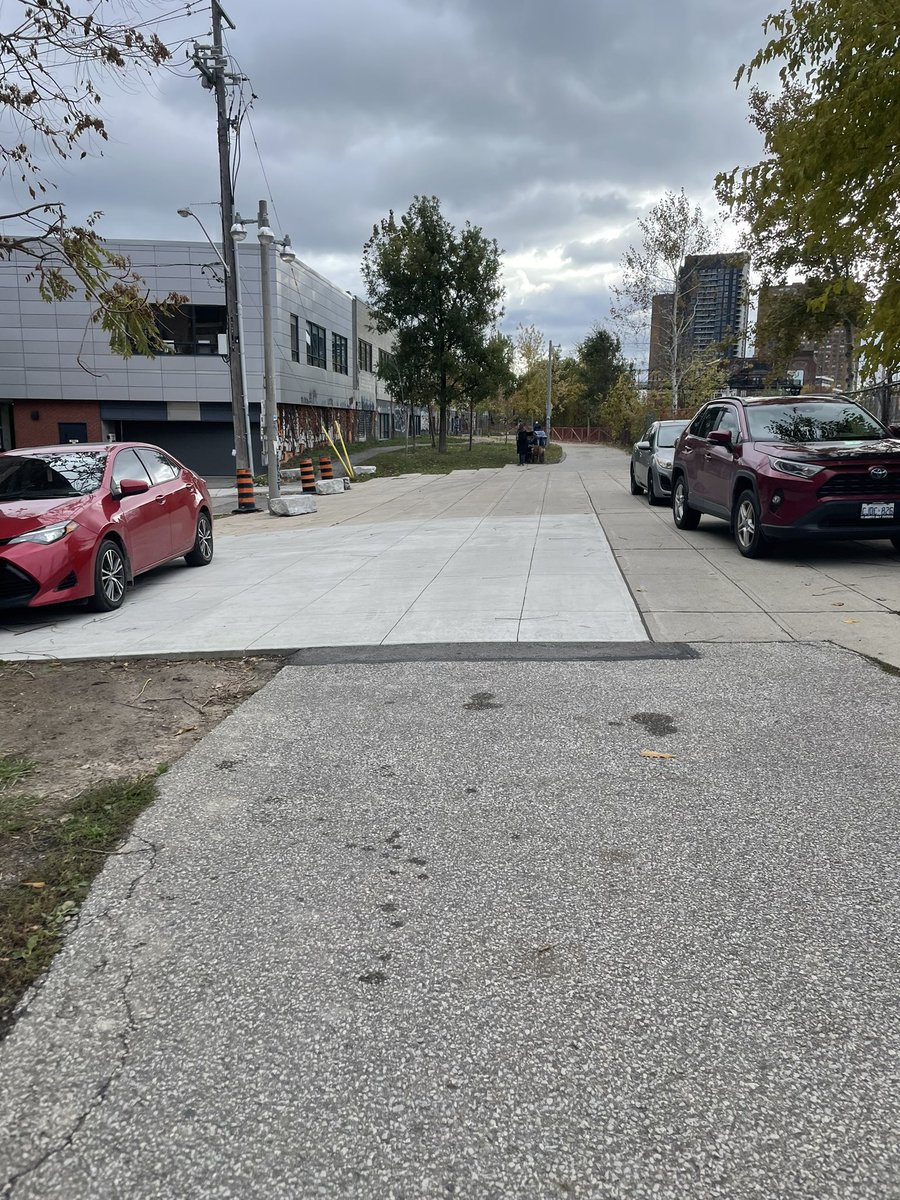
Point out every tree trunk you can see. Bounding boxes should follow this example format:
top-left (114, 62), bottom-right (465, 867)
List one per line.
top-left (671, 288), bottom-right (679, 416)
top-left (428, 404), bottom-right (436, 447)
top-left (438, 363), bottom-right (448, 453)
top-left (468, 402), bottom-right (474, 450)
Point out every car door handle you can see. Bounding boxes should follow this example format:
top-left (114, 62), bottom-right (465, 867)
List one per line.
top-left (154, 495), bottom-right (166, 504)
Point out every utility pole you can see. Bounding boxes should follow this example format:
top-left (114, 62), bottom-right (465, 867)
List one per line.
top-left (545, 339), bottom-right (553, 438)
top-left (257, 200), bottom-right (280, 502)
top-left (194, 3), bottom-right (255, 509)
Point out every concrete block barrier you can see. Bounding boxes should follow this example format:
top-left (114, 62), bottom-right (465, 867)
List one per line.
top-left (356, 465), bottom-right (377, 476)
top-left (269, 495), bottom-right (318, 516)
top-left (315, 478), bottom-right (345, 496)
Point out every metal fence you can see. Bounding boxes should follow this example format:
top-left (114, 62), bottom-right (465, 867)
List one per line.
top-left (848, 382), bottom-right (900, 425)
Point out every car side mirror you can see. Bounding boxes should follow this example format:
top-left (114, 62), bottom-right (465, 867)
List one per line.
top-left (115, 478), bottom-right (150, 497)
top-left (636, 440), bottom-right (651, 451)
top-left (888, 424), bottom-right (900, 438)
top-left (708, 429), bottom-right (733, 448)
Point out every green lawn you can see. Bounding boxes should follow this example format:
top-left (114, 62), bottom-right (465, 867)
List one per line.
top-left (366, 438), bottom-right (562, 477)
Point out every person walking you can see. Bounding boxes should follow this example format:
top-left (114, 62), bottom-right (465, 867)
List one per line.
top-left (516, 423), bottom-right (530, 466)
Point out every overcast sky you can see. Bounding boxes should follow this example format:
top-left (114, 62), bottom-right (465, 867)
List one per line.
top-left (26, 0), bottom-right (778, 363)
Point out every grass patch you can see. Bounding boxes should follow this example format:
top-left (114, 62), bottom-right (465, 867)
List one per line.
top-left (0, 755), bottom-right (35, 790)
top-left (0, 771), bottom-right (161, 1034)
top-left (368, 438), bottom-right (562, 477)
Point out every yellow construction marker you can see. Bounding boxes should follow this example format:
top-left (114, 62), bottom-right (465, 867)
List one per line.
top-left (333, 422), bottom-right (356, 479)
top-left (323, 425), bottom-right (351, 477)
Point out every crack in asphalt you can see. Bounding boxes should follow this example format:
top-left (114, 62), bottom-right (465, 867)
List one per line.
top-left (2, 837), bottom-right (160, 1199)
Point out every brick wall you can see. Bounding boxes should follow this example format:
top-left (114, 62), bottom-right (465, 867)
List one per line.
top-left (12, 400), bottom-right (103, 448)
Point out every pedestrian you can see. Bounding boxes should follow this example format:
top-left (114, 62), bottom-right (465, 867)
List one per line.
top-left (516, 423), bottom-right (530, 466)
top-left (533, 422), bottom-right (548, 463)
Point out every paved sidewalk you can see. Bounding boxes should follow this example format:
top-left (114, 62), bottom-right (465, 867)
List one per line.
top-left (2, 446), bottom-right (900, 665)
top-left (0, 462), bottom-right (646, 660)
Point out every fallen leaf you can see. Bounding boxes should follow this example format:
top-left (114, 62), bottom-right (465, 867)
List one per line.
top-left (842, 618), bottom-right (859, 625)
top-left (176, 726), bottom-right (198, 736)
top-left (22, 881), bottom-right (45, 889)
top-left (832, 602), bottom-right (844, 607)
top-left (640, 750), bottom-right (676, 760)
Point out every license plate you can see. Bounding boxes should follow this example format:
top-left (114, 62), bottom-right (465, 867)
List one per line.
top-left (861, 502), bottom-right (895, 519)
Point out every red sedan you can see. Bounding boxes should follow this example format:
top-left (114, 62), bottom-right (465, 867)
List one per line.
top-left (0, 442), bottom-right (214, 610)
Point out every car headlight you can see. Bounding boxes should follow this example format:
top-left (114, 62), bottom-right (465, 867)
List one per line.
top-left (8, 520), bottom-right (78, 546)
top-left (769, 457), bottom-right (823, 479)
top-left (653, 455), bottom-right (673, 469)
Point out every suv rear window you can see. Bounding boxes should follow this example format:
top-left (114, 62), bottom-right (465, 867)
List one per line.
top-left (747, 403), bottom-right (885, 442)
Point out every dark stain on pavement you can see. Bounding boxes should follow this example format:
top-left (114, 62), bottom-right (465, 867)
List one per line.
top-left (631, 711), bottom-right (678, 736)
top-left (359, 970), bottom-right (387, 986)
top-left (464, 691), bottom-right (503, 711)
top-left (407, 856), bottom-right (428, 866)
top-left (380, 901), bottom-right (399, 913)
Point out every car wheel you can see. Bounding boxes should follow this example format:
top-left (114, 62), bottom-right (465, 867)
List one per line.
top-left (185, 511), bottom-right (214, 567)
top-left (733, 489), bottom-right (768, 558)
top-left (647, 468), bottom-right (658, 506)
top-left (629, 465), bottom-right (643, 495)
top-left (88, 538), bottom-right (127, 611)
top-left (672, 475), bottom-right (700, 530)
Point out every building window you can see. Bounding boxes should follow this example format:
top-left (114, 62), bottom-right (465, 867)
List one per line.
top-left (306, 321), bottom-right (327, 369)
top-left (378, 347), bottom-right (391, 368)
top-left (58, 422), bottom-right (88, 444)
top-left (152, 305), bottom-right (227, 356)
top-left (290, 314), bottom-right (300, 362)
top-left (332, 333), bottom-right (348, 375)
top-left (358, 339), bottom-right (373, 373)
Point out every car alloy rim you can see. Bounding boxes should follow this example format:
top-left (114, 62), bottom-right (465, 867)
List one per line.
top-left (674, 484), bottom-right (684, 521)
top-left (198, 517), bottom-right (212, 560)
top-left (737, 499), bottom-right (755, 547)
top-left (101, 548), bottom-right (125, 603)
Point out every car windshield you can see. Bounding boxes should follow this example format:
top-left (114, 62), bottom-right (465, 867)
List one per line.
top-left (747, 403), bottom-right (885, 442)
top-left (0, 451), bottom-right (107, 500)
top-left (656, 423), bottom-right (687, 449)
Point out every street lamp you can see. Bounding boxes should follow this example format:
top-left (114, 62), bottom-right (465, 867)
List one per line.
top-left (231, 202), bottom-right (297, 507)
top-left (177, 205), bottom-right (254, 477)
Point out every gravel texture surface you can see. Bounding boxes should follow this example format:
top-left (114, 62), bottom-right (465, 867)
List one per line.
top-left (1, 642), bottom-right (898, 1199)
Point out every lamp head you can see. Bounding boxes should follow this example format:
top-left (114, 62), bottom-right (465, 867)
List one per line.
top-left (230, 215), bottom-right (248, 242)
top-left (279, 234), bottom-right (297, 263)
top-left (257, 224), bottom-right (275, 245)
top-left (177, 208), bottom-right (192, 218)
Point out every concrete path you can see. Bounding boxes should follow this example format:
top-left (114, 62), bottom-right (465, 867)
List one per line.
top-left (2, 445), bottom-right (900, 665)
top-left (0, 461), bottom-right (646, 660)
top-left (2, 643), bottom-right (899, 1198)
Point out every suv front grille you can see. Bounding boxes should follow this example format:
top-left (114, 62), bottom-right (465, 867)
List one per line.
top-left (817, 471), bottom-right (900, 498)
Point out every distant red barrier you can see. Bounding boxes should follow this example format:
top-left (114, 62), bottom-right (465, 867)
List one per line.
top-left (549, 427), bottom-right (607, 443)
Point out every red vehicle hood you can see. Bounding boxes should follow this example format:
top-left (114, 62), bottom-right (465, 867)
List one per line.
top-left (755, 439), bottom-right (900, 461)
top-left (0, 495), bottom-right (93, 540)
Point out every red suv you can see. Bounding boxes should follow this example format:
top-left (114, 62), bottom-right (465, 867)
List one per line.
top-left (670, 395), bottom-right (900, 557)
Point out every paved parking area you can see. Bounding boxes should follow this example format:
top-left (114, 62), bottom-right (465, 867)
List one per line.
top-left (2, 446), bottom-right (900, 665)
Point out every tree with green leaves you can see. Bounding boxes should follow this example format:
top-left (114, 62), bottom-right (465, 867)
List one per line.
top-left (459, 332), bottom-right (515, 449)
top-left (612, 189), bottom-right (716, 412)
top-left (575, 326), bottom-right (625, 427)
top-left (362, 195), bottom-right (505, 453)
top-left (0, 1), bottom-right (187, 355)
top-left (715, 1), bottom-right (895, 377)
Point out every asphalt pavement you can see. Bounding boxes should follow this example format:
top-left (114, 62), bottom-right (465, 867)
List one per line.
top-left (2, 643), bottom-right (899, 1198)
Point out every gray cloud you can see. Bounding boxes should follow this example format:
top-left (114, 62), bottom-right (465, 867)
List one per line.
top-left (12, 0), bottom-right (777, 363)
